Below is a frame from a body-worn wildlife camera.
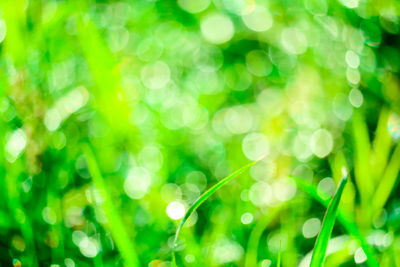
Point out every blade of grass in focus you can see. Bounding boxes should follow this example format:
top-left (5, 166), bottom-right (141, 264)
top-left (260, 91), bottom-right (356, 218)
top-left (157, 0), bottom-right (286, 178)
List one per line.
top-left (83, 144), bottom-right (139, 267)
top-left (310, 173), bottom-right (347, 267)
top-left (329, 153), bottom-right (355, 213)
top-left (172, 160), bottom-right (257, 266)
top-left (291, 176), bottom-right (379, 267)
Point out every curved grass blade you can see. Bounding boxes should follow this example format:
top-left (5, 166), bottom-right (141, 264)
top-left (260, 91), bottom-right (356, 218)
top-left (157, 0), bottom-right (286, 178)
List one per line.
top-left (291, 176), bottom-right (379, 267)
top-left (310, 174), bottom-right (347, 267)
top-left (172, 161), bottom-right (257, 266)
top-left (83, 144), bottom-right (140, 267)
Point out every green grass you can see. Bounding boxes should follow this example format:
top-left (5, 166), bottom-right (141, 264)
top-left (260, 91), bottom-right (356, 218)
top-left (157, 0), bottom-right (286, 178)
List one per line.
top-left (1, 0), bottom-right (400, 266)
top-left (292, 176), bottom-right (379, 267)
top-left (310, 171), bottom-right (347, 267)
top-left (172, 161), bottom-right (257, 266)
top-left (84, 144), bottom-right (140, 267)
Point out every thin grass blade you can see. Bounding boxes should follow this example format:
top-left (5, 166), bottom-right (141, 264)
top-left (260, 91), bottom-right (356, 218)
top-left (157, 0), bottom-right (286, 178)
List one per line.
top-left (310, 174), bottom-right (348, 266)
top-left (329, 152), bottom-right (355, 213)
top-left (291, 176), bottom-right (379, 267)
top-left (172, 161), bottom-right (257, 266)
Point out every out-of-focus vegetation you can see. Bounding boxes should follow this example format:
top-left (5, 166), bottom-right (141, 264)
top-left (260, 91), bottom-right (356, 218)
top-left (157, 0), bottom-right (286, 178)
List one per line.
top-left (1, 0), bottom-right (400, 266)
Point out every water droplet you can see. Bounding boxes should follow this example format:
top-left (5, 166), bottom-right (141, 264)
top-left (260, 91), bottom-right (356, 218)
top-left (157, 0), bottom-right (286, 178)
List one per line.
top-left (201, 13), bottom-right (234, 44)
top-left (166, 201), bottom-right (185, 220)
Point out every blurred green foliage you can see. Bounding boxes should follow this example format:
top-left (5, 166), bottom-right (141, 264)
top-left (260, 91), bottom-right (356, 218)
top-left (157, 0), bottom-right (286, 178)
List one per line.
top-left (1, 0), bottom-right (400, 266)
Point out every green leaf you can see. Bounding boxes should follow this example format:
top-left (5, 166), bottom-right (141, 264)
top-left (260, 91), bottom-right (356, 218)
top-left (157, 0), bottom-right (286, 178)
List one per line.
top-left (172, 161), bottom-right (257, 266)
top-left (291, 176), bottom-right (379, 267)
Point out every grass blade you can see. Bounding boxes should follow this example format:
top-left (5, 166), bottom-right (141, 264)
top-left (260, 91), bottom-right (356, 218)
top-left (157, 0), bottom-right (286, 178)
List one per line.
top-left (329, 152), bottom-right (355, 213)
top-left (277, 239), bottom-right (281, 267)
top-left (291, 176), bottom-right (379, 267)
top-left (371, 108), bottom-right (391, 183)
top-left (310, 174), bottom-right (348, 267)
top-left (172, 161), bottom-right (257, 266)
top-left (83, 144), bottom-right (140, 267)
top-left (245, 208), bottom-right (281, 267)
top-left (352, 110), bottom-right (373, 206)
top-left (373, 141), bottom-right (400, 212)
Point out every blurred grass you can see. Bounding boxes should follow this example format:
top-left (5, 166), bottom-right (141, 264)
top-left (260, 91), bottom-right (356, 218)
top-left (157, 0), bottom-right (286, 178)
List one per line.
top-left (84, 144), bottom-right (140, 267)
top-left (1, 0), bottom-right (400, 266)
top-left (173, 161), bottom-right (256, 266)
top-left (292, 176), bottom-right (379, 267)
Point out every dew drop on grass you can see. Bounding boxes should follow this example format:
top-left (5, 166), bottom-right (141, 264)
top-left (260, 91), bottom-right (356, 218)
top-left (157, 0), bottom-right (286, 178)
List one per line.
top-left (345, 50), bottom-right (360, 68)
top-left (302, 218), bottom-right (321, 238)
top-left (339, 0), bottom-right (359, 8)
top-left (185, 171), bottom-right (207, 191)
top-left (354, 247), bottom-right (367, 264)
top-left (212, 238), bottom-right (244, 265)
top-left (272, 178), bottom-right (297, 202)
top-left (178, 0), bottom-right (210, 13)
top-left (245, 50), bottom-right (273, 77)
top-left (160, 183), bottom-right (182, 203)
top-left (141, 61), bottom-right (171, 90)
top-left (317, 177), bottom-right (335, 198)
top-left (242, 5), bottom-right (273, 32)
top-left (267, 232), bottom-right (288, 253)
top-left (64, 258), bottom-right (75, 267)
top-left (292, 164), bottom-right (314, 180)
top-left (242, 132), bottom-right (269, 160)
top-left (72, 231), bottom-right (86, 246)
top-left (79, 237), bottom-right (100, 258)
top-left (225, 105), bottom-right (253, 134)
top-left (304, 0), bottom-right (328, 15)
top-left (260, 259), bottom-right (272, 267)
top-left (166, 201), bottom-right (185, 220)
top-left (349, 88), bottom-right (363, 107)
top-left (124, 167), bottom-right (151, 199)
top-left (310, 129), bottom-right (333, 158)
top-left (0, 19), bottom-right (6, 43)
top-left (346, 67), bottom-right (360, 84)
top-left (281, 28), bottom-right (307, 55)
top-left (200, 13), bottom-right (234, 44)
top-left (5, 129), bottom-right (27, 162)
top-left (333, 93), bottom-right (353, 121)
top-left (249, 181), bottom-right (272, 206)
top-left (42, 207), bottom-right (57, 225)
top-left (388, 112), bottom-right (400, 140)
top-left (185, 254), bottom-right (195, 263)
top-left (240, 212), bottom-right (253, 224)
